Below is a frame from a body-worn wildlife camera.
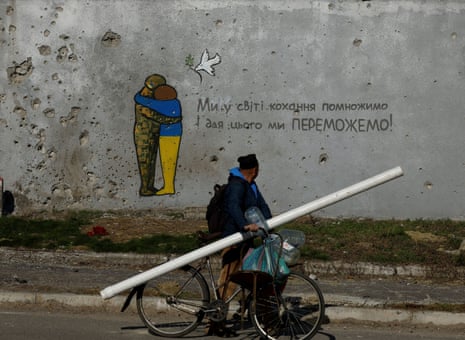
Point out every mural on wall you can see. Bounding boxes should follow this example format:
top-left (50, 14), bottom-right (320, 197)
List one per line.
top-left (133, 74), bottom-right (182, 196)
top-left (186, 48), bottom-right (222, 82)
top-left (132, 50), bottom-right (221, 197)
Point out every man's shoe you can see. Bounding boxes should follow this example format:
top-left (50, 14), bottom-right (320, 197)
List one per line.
top-left (206, 321), bottom-right (237, 338)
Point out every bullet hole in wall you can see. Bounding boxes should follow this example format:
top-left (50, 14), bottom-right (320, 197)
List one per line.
top-left (36, 142), bottom-right (45, 153)
top-left (7, 58), bottom-right (33, 84)
top-left (38, 45), bottom-right (51, 56)
top-left (424, 181), bottom-right (433, 190)
top-left (31, 98), bottom-right (41, 110)
top-left (51, 183), bottom-right (73, 199)
top-left (56, 46), bottom-right (69, 63)
top-left (48, 148), bottom-right (57, 160)
top-left (13, 106), bottom-right (27, 118)
top-left (101, 30), bottom-right (121, 47)
top-left (43, 108), bottom-right (55, 118)
top-left (79, 130), bottom-right (89, 146)
top-left (319, 153), bottom-right (328, 165)
top-left (60, 107), bottom-right (80, 127)
top-left (85, 171), bottom-right (97, 186)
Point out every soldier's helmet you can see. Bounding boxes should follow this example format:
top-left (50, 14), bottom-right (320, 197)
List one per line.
top-left (145, 74), bottom-right (166, 90)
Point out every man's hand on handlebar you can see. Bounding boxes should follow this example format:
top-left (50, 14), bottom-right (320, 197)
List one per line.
top-left (244, 223), bottom-right (260, 232)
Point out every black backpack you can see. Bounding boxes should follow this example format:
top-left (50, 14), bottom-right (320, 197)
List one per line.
top-left (205, 178), bottom-right (245, 238)
top-left (2, 190), bottom-right (15, 216)
top-left (205, 183), bottom-right (229, 237)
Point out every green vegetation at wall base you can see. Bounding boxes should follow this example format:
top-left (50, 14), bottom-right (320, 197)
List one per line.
top-left (1, 214), bottom-right (465, 268)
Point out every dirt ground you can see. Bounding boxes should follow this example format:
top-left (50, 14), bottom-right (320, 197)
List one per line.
top-left (81, 214), bottom-right (208, 243)
top-left (80, 211), bottom-right (314, 244)
top-left (25, 209), bottom-right (465, 277)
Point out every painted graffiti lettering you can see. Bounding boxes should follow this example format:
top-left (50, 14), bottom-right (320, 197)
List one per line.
top-left (205, 119), bottom-right (224, 129)
top-left (268, 121), bottom-right (285, 129)
top-left (269, 102), bottom-right (315, 112)
top-left (197, 97), bottom-right (232, 114)
top-left (322, 102), bottom-right (388, 112)
top-left (203, 118), bottom-right (285, 130)
top-left (292, 114), bottom-right (393, 132)
top-left (198, 98), bottom-right (388, 114)
top-left (198, 97), bottom-right (394, 133)
top-left (229, 121), bottom-right (263, 129)
top-left (236, 100), bottom-right (264, 112)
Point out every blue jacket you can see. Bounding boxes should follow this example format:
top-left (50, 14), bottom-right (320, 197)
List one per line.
top-left (222, 167), bottom-right (272, 237)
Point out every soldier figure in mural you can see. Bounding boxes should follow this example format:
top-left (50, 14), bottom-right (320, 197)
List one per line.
top-left (133, 74), bottom-right (182, 196)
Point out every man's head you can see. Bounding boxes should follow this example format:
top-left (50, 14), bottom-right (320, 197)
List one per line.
top-left (154, 84), bottom-right (177, 100)
top-left (238, 154), bottom-right (259, 182)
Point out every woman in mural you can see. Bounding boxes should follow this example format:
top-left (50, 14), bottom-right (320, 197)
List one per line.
top-left (133, 74), bottom-right (182, 196)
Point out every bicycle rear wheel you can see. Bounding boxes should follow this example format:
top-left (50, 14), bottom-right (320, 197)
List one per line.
top-left (250, 272), bottom-right (325, 340)
top-left (136, 265), bottom-right (210, 337)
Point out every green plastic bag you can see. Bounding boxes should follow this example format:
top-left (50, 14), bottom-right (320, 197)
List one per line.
top-left (242, 237), bottom-right (290, 282)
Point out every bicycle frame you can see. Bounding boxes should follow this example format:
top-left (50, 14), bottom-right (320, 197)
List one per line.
top-left (124, 230), bottom-right (325, 339)
top-left (193, 255), bottom-right (244, 318)
top-left (121, 254), bottom-right (244, 319)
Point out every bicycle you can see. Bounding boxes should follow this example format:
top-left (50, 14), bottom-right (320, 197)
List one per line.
top-left (122, 229), bottom-right (325, 339)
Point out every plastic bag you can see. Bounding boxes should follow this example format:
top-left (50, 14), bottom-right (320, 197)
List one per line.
top-left (269, 229), bottom-right (305, 266)
top-left (242, 238), bottom-right (290, 282)
top-left (279, 229), bottom-right (305, 247)
top-left (280, 240), bottom-right (301, 266)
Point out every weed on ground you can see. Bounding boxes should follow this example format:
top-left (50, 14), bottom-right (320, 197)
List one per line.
top-left (1, 212), bottom-right (465, 268)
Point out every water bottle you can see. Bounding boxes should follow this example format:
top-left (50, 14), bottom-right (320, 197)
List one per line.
top-left (279, 229), bottom-right (305, 247)
top-left (244, 206), bottom-right (269, 231)
top-left (281, 240), bottom-right (301, 265)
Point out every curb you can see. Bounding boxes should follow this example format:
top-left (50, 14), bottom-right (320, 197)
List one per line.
top-left (325, 306), bottom-right (465, 326)
top-left (305, 260), bottom-right (465, 279)
top-left (3, 247), bottom-right (461, 279)
top-left (1, 248), bottom-right (464, 327)
top-left (0, 291), bottom-right (131, 312)
top-left (1, 290), bottom-right (465, 327)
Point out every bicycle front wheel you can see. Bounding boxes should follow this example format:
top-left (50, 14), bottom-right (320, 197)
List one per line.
top-left (136, 265), bottom-right (210, 337)
top-left (250, 272), bottom-right (325, 340)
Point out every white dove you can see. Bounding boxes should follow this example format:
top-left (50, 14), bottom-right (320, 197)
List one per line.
top-left (194, 49), bottom-right (221, 76)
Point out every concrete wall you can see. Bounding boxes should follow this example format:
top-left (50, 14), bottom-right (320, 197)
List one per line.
top-left (1, 0), bottom-right (465, 219)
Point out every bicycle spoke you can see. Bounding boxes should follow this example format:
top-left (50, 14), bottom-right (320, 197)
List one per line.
top-left (136, 265), bottom-right (210, 337)
top-left (250, 273), bottom-right (325, 339)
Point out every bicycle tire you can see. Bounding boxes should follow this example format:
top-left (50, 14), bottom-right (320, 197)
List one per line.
top-left (250, 272), bottom-right (325, 340)
top-left (136, 265), bottom-right (210, 337)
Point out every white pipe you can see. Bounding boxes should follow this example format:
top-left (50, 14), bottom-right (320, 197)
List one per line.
top-left (100, 166), bottom-right (403, 300)
top-left (267, 166), bottom-right (403, 228)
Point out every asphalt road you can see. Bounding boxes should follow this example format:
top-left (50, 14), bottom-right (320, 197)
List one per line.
top-left (1, 307), bottom-right (465, 340)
